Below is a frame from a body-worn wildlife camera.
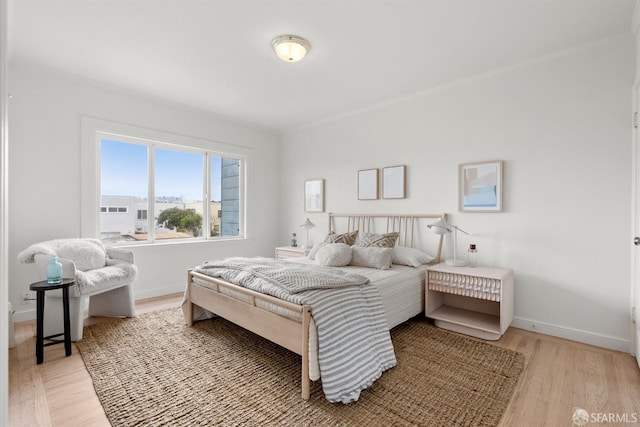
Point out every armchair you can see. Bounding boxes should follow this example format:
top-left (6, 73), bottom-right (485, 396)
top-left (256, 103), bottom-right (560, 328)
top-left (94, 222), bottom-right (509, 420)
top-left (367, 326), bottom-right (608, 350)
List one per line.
top-left (18, 238), bottom-right (138, 341)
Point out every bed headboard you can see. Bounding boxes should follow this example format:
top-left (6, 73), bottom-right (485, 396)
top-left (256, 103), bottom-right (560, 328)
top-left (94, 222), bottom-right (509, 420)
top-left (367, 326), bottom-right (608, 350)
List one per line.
top-left (328, 213), bottom-right (447, 265)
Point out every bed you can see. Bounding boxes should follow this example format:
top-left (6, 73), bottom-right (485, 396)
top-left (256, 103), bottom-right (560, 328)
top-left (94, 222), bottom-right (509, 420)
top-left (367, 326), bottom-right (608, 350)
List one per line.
top-left (182, 213), bottom-right (445, 402)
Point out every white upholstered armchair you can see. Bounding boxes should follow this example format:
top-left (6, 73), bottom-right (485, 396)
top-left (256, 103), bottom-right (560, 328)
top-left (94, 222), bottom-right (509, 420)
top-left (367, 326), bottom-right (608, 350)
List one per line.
top-left (18, 238), bottom-right (138, 341)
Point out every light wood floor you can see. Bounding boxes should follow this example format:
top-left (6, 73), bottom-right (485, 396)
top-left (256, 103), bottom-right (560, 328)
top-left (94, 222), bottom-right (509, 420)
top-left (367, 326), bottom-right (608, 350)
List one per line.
top-left (9, 294), bottom-right (640, 426)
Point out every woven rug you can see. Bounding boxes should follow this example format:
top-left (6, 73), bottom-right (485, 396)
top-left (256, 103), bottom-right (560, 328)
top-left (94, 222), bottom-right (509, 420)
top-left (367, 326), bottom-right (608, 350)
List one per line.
top-left (77, 308), bottom-right (524, 427)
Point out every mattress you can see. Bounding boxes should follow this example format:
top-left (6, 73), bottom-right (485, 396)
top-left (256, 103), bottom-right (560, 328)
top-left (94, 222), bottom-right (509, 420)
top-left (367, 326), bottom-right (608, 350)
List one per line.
top-left (289, 258), bottom-right (427, 329)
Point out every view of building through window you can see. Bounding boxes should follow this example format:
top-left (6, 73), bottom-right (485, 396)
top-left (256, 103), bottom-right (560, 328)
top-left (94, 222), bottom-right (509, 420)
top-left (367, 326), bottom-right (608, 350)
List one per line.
top-left (99, 137), bottom-right (240, 243)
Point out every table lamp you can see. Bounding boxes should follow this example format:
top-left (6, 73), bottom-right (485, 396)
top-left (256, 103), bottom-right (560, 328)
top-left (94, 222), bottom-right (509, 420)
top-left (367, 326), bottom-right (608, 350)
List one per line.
top-left (299, 218), bottom-right (316, 248)
top-left (427, 217), bottom-right (470, 266)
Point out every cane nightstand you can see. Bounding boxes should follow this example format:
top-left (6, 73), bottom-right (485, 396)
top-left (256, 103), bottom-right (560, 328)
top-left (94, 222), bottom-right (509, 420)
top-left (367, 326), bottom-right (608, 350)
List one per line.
top-left (425, 263), bottom-right (514, 340)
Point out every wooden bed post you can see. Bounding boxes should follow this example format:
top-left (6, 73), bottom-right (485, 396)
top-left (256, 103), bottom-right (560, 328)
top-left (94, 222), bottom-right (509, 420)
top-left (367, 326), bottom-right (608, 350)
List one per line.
top-left (301, 305), bottom-right (311, 400)
top-left (185, 269), bottom-right (193, 327)
top-left (433, 213), bottom-right (448, 265)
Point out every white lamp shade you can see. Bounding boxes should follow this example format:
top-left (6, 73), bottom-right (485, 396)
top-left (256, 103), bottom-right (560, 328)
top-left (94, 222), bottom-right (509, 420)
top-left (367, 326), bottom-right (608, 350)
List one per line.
top-left (427, 218), bottom-right (452, 236)
top-left (427, 218), bottom-right (471, 267)
top-left (299, 218), bottom-right (315, 229)
top-left (299, 218), bottom-right (315, 248)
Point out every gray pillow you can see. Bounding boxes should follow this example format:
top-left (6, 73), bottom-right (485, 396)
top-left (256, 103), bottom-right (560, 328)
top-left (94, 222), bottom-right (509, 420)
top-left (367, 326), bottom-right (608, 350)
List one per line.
top-left (349, 246), bottom-right (393, 270)
top-left (315, 243), bottom-right (352, 267)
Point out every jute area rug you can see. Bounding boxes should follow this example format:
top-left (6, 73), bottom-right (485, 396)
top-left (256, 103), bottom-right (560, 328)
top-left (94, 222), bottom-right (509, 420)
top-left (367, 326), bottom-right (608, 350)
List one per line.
top-left (77, 308), bottom-right (524, 427)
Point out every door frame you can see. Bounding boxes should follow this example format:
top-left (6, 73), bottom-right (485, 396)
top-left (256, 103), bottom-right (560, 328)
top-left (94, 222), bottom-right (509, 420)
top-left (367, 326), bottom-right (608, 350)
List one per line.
top-left (0, 0), bottom-right (9, 421)
top-left (631, 78), bottom-right (640, 366)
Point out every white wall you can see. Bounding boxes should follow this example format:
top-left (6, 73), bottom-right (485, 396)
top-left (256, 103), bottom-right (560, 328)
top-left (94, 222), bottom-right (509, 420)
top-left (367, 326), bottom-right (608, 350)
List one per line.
top-left (8, 63), bottom-right (281, 321)
top-left (280, 35), bottom-right (635, 351)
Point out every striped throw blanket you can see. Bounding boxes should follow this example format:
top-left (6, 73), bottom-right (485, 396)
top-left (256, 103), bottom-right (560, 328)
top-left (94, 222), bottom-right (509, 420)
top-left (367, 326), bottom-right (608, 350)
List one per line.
top-left (198, 257), bottom-right (369, 293)
top-left (194, 257), bottom-right (397, 403)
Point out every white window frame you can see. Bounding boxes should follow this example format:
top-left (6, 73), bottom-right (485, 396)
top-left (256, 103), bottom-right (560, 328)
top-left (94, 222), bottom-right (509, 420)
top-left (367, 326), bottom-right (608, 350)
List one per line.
top-left (81, 117), bottom-right (249, 245)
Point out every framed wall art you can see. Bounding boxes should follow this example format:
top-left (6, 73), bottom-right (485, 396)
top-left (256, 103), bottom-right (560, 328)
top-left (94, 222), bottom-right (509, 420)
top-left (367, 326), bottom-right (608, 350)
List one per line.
top-left (459, 160), bottom-right (503, 212)
top-left (358, 169), bottom-right (379, 200)
top-left (382, 165), bottom-right (406, 199)
top-left (304, 179), bottom-right (324, 212)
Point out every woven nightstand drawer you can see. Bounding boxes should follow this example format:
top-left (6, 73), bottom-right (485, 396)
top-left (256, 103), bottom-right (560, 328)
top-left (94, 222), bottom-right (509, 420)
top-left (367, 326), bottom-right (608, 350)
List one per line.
top-left (428, 271), bottom-right (502, 302)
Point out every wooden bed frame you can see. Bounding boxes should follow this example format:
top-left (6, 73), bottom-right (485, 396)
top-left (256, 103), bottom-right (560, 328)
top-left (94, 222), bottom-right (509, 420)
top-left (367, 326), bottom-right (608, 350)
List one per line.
top-left (184, 212), bottom-right (446, 400)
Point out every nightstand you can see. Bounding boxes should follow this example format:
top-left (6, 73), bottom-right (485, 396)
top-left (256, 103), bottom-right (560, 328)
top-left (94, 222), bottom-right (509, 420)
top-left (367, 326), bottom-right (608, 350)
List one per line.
top-left (275, 246), bottom-right (311, 260)
top-left (425, 263), bottom-right (514, 340)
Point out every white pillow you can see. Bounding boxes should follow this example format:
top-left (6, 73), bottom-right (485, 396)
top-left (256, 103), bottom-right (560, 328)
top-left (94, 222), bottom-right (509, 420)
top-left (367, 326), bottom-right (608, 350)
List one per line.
top-left (392, 246), bottom-right (434, 267)
top-left (315, 243), bottom-right (352, 267)
top-left (349, 246), bottom-right (393, 270)
top-left (308, 242), bottom-right (329, 260)
top-left (57, 240), bottom-right (107, 271)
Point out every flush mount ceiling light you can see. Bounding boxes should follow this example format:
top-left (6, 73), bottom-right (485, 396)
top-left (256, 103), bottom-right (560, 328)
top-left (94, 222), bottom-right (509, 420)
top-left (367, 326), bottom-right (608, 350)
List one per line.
top-left (271, 35), bottom-right (310, 62)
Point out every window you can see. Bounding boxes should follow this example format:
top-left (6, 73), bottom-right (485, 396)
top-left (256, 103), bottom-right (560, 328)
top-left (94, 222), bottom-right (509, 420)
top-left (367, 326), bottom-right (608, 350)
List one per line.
top-left (101, 206), bottom-right (128, 213)
top-left (97, 131), bottom-right (243, 244)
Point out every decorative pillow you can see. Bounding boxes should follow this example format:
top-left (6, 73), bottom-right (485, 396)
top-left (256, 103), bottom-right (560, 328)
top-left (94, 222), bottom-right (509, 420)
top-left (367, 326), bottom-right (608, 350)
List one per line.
top-left (57, 240), bottom-right (107, 271)
top-left (308, 242), bottom-right (328, 260)
top-left (325, 230), bottom-right (359, 246)
top-left (392, 246), bottom-right (434, 267)
top-left (356, 232), bottom-right (399, 248)
top-left (315, 243), bottom-right (352, 267)
top-left (349, 246), bottom-right (393, 270)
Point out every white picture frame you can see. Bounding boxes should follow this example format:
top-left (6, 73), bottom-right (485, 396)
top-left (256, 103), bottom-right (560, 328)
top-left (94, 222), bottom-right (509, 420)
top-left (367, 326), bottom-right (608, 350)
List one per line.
top-left (304, 179), bottom-right (324, 212)
top-left (459, 160), bottom-right (503, 212)
top-left (382, 165), bottom-right (406, 199)
top-left (358, 169), bottom-right (379, 200)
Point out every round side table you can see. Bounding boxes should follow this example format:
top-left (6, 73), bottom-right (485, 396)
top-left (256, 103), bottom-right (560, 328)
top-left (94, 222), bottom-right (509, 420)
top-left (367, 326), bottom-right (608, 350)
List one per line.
top-left (29, 278), bottom-right (75, 364)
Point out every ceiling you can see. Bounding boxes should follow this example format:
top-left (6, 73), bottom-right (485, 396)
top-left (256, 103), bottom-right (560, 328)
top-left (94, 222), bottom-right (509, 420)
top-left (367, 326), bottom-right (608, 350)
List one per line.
top-left (8, 0), bottom-right (636, 133)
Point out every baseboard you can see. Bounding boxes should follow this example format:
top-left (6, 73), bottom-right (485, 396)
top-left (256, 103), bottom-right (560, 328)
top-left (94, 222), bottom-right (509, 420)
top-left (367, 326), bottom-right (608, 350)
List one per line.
top-left (512, 316), bottom-right (631, 353)
top-left (13, 307), bottom-right (35, 323)
top-left (12, 285), bottom-right (185, 323)
top-left (134, 284), bottom-right (184, 301)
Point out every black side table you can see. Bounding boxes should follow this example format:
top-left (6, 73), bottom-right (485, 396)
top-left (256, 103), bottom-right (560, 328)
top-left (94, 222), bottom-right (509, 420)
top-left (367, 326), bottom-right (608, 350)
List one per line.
top-left (29, 278), bottom-right (75, 364)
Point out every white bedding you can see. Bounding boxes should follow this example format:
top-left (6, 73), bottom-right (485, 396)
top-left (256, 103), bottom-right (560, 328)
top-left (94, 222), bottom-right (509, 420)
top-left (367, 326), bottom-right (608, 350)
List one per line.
top-left (289, 258), bottom-right (427, 327)
top-left (186, 260), bottom-right (427, 383)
